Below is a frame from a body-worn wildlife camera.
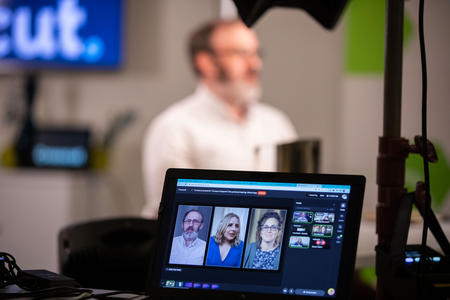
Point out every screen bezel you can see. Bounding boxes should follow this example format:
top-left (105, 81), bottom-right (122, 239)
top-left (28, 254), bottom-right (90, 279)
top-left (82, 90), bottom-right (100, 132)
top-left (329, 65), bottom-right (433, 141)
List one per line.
top-left (148, 168), bottom-right (365, 300)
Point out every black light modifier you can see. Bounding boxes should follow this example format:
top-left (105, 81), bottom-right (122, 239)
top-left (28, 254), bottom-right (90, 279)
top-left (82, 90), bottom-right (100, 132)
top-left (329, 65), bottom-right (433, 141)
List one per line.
top-left (232, 0), bottom-right (348, 29)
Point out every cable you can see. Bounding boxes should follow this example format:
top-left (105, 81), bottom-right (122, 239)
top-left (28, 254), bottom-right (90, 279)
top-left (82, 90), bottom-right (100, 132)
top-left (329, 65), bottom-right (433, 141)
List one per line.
top-left (0, 252), bottom-right (24, 289)
top-left (418, 0), bottom-right (432, 297)
top-left (418, 0), bottom-right (429, 256)
top-left (0, 252), bottom-right (95, 299)
top-left (1, 252), bottom-right (150, 299)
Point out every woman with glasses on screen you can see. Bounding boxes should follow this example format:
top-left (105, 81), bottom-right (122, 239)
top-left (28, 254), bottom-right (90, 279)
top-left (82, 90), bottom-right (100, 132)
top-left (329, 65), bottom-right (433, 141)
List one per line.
top-left (206, 212), bottom-right (244, 268)
top-left (243, 211), bottom-right (283, 270)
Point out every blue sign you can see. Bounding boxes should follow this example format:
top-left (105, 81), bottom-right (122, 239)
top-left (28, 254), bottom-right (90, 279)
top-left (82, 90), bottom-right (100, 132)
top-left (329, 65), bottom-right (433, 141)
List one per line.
top-left (0, 0), bottom-right (123, 69)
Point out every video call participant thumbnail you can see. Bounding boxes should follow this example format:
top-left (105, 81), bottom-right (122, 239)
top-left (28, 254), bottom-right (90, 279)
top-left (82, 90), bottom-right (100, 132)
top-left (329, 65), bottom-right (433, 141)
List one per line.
top-left (243, 210), bottom-right (286, 270)
top-left (206, 210), bottom-right (247, 268)
top-left (293, 211), bottom-right (313, 223)
top-left (314, 212), bottom-right (335, 223)
top-left (169, 206), bottom-right (211, 265)
top-left (289, 236), bottom-right (310, 249)
top-left (312, 224), bottom-right (333, 237)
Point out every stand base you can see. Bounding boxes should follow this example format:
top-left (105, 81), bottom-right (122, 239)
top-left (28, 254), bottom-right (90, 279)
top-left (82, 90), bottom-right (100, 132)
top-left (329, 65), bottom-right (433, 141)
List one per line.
top-left (376, 244), bottom-right (450, 300)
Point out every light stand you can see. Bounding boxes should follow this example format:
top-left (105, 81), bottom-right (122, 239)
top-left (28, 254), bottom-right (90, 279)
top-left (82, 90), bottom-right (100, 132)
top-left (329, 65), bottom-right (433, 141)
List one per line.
top-left (14, 73), bottom-right (38, 167)
top-left (375, 0), bottom-right (407, 297)
top-left (376, 1), bottom-right (450, 299)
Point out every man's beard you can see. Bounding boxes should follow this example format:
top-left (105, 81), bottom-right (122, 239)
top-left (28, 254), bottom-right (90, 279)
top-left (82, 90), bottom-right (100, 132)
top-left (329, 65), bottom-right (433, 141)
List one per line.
top-left (215, 62), bottom-right (262, 107)
top-left (183, 230), bottom-right (199, 241)
top-left (221, 80), bottom-right (262, 107)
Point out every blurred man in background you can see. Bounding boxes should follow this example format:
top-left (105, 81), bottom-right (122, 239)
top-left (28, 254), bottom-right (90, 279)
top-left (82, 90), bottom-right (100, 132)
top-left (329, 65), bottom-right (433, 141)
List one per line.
top-left (142, 19), bottom-right (297, 218)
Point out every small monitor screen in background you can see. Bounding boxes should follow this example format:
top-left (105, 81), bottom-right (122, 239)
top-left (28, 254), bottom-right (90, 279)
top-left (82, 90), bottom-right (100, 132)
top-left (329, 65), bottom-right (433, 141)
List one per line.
top-left (0, 0), bottom-right (124, 70)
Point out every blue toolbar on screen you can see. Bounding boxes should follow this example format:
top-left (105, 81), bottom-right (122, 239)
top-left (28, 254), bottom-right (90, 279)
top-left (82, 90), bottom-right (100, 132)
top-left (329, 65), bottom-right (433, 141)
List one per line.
top-left (0, 0), bottom-right (124, 69)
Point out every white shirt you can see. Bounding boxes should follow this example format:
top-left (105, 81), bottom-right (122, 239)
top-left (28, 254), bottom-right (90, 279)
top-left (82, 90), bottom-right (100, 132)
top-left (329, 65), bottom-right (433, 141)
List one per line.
top-left (169, 235), bottom-right (206, 265)
top-left (141, 84), bottom-right (297, 218)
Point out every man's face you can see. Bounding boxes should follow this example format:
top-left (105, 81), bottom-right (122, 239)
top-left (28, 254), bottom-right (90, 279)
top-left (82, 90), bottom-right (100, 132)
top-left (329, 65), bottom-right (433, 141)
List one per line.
top-left (208, 22), bottom-right (262, 105)
top-left (182, 211), bottom-right (203, 241)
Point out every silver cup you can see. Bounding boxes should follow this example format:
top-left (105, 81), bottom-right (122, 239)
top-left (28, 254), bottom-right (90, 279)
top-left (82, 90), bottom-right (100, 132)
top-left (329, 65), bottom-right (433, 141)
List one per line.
top-left (276, 139), bottom-right (321, 173)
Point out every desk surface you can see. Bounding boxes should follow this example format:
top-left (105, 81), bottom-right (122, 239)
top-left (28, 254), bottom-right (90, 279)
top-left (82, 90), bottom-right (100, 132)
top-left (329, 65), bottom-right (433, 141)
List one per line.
top-left (1, 285), bottom-right (148, 299)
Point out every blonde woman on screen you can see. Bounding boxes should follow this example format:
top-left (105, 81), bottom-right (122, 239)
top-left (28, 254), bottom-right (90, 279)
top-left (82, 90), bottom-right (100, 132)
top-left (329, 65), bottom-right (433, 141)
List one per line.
top-left (206, 212), bottom-right (244, 268)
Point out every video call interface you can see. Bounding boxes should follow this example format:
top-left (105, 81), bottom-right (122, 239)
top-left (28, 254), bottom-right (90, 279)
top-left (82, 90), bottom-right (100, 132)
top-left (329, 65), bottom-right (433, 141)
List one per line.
top-left (159, 179), bottom-right (351, 298)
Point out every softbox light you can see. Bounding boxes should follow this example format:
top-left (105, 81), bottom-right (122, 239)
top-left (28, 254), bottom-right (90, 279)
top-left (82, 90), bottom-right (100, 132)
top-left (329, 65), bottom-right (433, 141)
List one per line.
top-left (232, 0), bottom-right (348, 29)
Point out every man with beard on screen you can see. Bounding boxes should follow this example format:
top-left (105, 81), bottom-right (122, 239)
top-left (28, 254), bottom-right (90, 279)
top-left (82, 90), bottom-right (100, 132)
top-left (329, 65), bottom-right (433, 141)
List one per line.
top-left (169, 209), bottom-right (207, 265)
top-left (142, 19), bottom-right (297, 218)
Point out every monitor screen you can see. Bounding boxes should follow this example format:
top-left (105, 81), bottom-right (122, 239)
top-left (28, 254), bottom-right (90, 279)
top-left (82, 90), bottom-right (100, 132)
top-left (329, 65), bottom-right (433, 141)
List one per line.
top-left (31, 128), bottom-right (90, 169)
top-left (0, 0), bottom-right (124, 71)
top-left (150, 169), bottom-right (365, 300)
